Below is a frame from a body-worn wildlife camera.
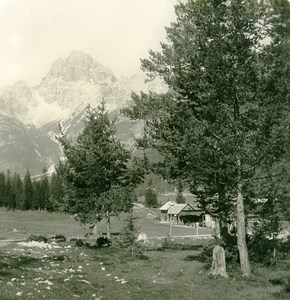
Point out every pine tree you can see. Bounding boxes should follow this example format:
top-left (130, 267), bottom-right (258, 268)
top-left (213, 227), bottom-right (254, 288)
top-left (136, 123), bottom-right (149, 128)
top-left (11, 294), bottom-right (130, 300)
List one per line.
top-left (40, 167), bottom-right (51, 211)
top-left (32, 181), bottom-right (41, 210)
top-left (176, 179), bottom-right (185, 204)
top-left (23, 170), bottom-right (33, 210)
top-left (145, 179), bottom-right (158, 208)
top-left (50, 171), bottom-right (64, 211)
top-left (11, 172), bottom-right (23, 209)
top-left (5, 170), bottom-right (14, 209)
top-left (0, 172), bottom-right (5, 207)
top-left (58, 101), bottom-right (136, 239)
top-left (124, 0), bottom-right (290, 276)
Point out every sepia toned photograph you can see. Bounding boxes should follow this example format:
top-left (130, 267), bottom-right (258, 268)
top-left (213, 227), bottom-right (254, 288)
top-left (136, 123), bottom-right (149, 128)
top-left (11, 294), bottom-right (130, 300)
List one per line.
top-left (0, 0), bottom-right (289, 299)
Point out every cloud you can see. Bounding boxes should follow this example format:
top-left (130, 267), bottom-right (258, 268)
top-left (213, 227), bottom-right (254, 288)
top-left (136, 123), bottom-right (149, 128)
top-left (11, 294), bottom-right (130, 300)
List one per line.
top-left (0, 0), bottom-right (178, 86)
top-left (0, 0), bottom-right (6, 9)
top-left (7, 33), bottom-right (24, 49)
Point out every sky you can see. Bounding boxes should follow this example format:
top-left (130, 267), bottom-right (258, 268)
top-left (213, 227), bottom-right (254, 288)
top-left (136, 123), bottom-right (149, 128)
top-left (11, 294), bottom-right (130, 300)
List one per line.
top-left (0, 0), bottom-right (178, 87)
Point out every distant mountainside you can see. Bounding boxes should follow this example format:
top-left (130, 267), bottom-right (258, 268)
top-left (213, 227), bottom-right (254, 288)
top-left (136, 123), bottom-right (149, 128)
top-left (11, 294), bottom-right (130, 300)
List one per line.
top-left (0, 51), bottom-right (166, 176)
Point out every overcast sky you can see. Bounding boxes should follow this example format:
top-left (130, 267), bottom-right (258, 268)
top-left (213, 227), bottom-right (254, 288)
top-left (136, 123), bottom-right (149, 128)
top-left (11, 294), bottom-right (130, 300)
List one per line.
top-left (0, 0), bottom-right (178, 87)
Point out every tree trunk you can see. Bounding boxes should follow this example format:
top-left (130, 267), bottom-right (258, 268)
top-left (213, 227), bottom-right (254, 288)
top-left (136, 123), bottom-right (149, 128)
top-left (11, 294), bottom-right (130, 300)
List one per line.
top-left (236, 181), bottom-right (251, 276)
top-left (209, 245), bottom-right (228, 278)
top-left (93, 223), bottom-right (99, 237)
top-left (106, 210), bottom-right (111, 240)
top-left (211, 217), bottom-right (221, 239)
top-left (217, 186), bottom-right (230, 241)
top-left (219, 216), bottom-right (230, 241)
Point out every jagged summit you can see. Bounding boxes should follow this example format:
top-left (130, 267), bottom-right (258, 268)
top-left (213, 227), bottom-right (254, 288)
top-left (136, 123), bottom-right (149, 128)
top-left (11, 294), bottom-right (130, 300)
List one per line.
top-left (0, 80), bottom-right (38, 116)
top-left (0, 50), bottom-right (166, 175)
top-left (42, 50), bottom-right (117, 84)
top-left (12, 81), bottom-right (34, 101)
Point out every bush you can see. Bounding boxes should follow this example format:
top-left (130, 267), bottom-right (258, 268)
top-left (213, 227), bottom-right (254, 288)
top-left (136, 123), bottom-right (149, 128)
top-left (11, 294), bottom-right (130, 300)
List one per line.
top-left (199, 236), bottom-right (239, 265)
top-left (269, 278), bottom-right (284, 285)
top-left (161, 237), bottom-right (176, 251)
top-left (249, 240), bottom-right (274, 264)
top-left (117, 213), bottom-right (145, 258)
top-left (278, 236), bottom-right (290, 259)
top-left (96, 236), bottom-right (111, 248)
top-left (74, 239), bottom-right (84, 247)
top-left (50, 234), bottom-right (67, 242)
top-left (27, 235), bottom-right (48, 243)
top-left (284, 280), bottom-right (290, 293)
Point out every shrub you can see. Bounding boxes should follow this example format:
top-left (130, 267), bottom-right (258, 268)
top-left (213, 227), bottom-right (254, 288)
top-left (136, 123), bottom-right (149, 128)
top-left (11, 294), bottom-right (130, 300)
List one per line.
top-left (117, 213), bottom-right (145, 258)
top-left (278, 236), bottom-right (290, 259)
top-left (284, 280), bottom-right (290, 293)
top-left (74, 239), bottom-right (84, 247)
top-left (248, 226), bottom-right (278, 265)
top-left (269, 278), bottom-right (284, 285)
top-left (199, 236), bottom-right (239, 269)
top-left (161, 237), bottom-right (176, 251)
top-left (27, 235), bottom-right (48, 243)
top-left (50, 234), bottom-right (67, 242)
top-left (96, 236), bottom-right (111, 248)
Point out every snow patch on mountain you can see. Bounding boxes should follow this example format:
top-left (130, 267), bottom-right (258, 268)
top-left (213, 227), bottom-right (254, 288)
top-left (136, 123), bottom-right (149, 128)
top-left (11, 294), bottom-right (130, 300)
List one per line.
top-left (16, 90), bottom-right (71, 128)
top-left (0, 50), bottom-right (167, 175)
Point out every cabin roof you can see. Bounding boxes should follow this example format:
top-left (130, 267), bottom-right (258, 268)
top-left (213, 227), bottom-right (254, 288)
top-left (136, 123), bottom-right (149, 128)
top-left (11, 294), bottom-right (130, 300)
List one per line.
top-left (168, 203), bottom-right (193, 215)
top-left (159, 201), bottom-right (176, 211)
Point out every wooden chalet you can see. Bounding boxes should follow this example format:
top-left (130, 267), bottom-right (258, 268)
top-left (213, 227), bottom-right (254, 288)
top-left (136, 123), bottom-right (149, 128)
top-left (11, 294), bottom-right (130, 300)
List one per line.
top-left (167, 203), bottom-right (203, 224)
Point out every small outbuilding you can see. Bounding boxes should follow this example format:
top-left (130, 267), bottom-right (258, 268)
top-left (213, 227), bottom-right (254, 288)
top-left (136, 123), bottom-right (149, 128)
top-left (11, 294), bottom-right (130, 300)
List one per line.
top-left (167, 203), bottom-right (203, 224)
top-left (159, 200), bottom-right (215, 226)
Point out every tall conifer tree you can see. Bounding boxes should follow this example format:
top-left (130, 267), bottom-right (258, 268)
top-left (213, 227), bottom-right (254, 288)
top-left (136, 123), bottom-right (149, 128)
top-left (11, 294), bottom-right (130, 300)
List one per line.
top-left (124, 0), bottom-right (290, 276)
top-left (59, 101), bottom-right (137, 239)
top-left (23, 170), bottom-right (33, 210)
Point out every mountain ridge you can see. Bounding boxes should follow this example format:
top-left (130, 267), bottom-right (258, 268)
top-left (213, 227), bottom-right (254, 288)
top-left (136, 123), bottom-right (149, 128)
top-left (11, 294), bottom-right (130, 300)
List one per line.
top-left (0, 51), bottom-right (167, 175)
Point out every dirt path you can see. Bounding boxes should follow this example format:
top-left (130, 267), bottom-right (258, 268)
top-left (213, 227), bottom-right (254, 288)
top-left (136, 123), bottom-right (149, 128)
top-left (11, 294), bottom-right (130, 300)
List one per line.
top-left (0, 239), bottom-right (23, 247)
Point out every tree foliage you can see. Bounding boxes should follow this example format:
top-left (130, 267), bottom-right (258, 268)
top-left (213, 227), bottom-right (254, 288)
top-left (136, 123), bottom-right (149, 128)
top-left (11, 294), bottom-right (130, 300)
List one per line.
top-left (144, 178), bottom-right (158, 208)
top-left (58, 101), bottom-right (141, 226)
top-left (176, 179), bottom-right (185, 204)
top-left (124, 0), bottom-right (290, 276)
top-left (0, 168), bottom-right (65, 211)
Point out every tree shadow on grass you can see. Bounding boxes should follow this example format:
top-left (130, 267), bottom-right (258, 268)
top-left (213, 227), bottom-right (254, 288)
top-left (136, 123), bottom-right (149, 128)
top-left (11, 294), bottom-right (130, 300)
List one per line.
top-left (183, 254), bottom-right (203, 262)
top-left (272, 278), bottom-right (290, 299)
top-left (0, 254), bottom-right (40, 277)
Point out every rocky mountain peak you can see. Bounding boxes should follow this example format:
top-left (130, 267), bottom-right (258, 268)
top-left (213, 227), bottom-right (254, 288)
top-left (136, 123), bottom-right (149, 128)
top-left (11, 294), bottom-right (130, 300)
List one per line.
top-left (0, 50), bottom-right (167, 175)
top-left (0, 80), bottom-right (37, 116)
top-left (12, 81), bottom-right (32, 99)
top-left (42, 50), bottom-right (117, 84)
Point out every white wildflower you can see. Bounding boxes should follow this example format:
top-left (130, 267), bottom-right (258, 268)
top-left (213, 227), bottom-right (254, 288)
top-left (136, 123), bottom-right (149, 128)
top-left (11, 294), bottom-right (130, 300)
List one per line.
top-left (79, 279), bottom-right (91, 284)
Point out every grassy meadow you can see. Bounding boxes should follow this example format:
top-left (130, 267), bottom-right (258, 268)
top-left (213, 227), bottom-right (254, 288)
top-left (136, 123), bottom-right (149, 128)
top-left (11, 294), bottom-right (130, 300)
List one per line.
top-left (0, 207), bottom-right (289, 300)
top-left (0, 206), bottom-right (211, 241)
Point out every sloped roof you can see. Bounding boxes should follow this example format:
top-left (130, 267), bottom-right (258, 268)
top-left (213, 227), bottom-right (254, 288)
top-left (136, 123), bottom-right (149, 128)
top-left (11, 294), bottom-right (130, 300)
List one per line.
top-left (160, 201), bottom-right (175, 211)
top-left (168, 204), bottom-right (192, 215)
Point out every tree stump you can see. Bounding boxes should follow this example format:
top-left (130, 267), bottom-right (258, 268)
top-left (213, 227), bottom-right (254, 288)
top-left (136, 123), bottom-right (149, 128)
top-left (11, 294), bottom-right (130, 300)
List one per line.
top-left (208, 245), bottom-right (228, 278)
top-left (93, 224), bottom-right (99, 237)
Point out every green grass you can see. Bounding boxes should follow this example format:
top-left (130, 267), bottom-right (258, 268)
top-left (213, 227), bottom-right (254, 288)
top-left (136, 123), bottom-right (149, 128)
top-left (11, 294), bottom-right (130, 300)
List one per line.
top-left (0, 207), bottom-right (211, 241)
top-left (0, 207), bottom-right (289, 299)
top-left (0, 240), bottom-right (289, 300)
top-left (0, 209), bottom-right (85, 240)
